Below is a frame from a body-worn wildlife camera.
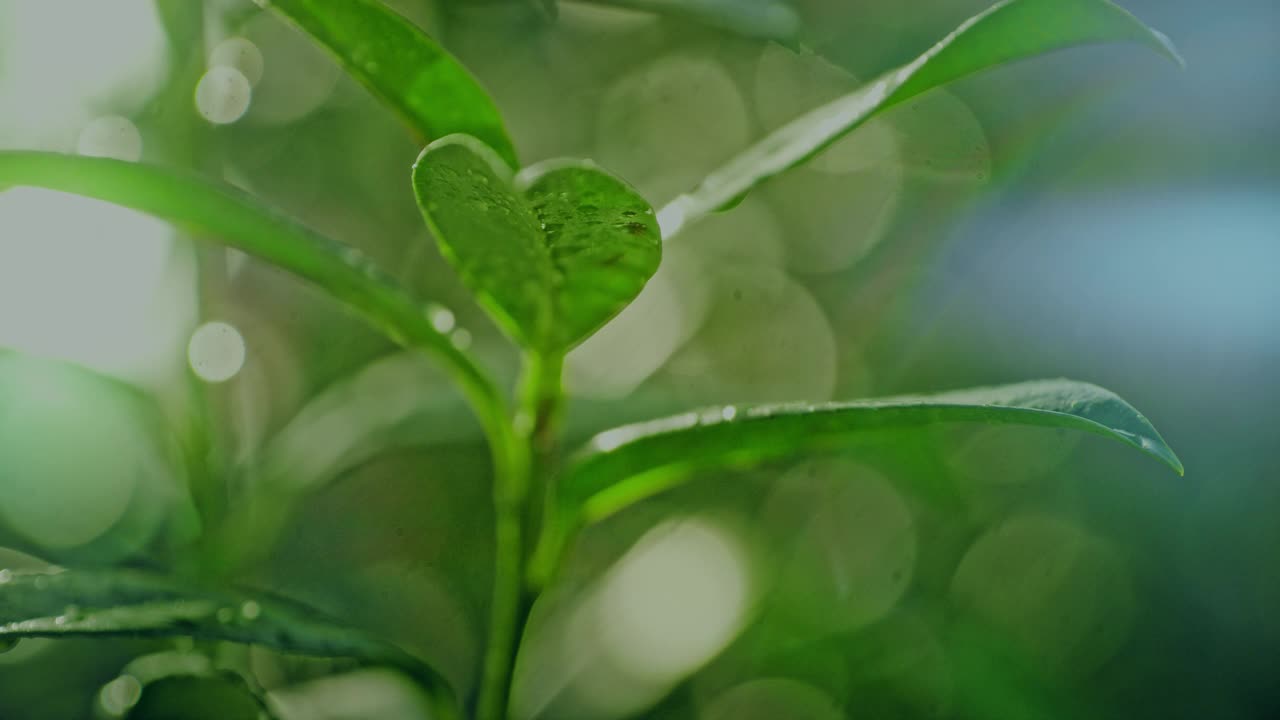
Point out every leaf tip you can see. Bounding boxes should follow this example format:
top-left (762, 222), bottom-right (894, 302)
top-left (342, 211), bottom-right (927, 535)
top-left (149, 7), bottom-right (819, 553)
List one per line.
top-left (1157, 444), bottom-right (1185, 477)
top-left (1149, 28), bottom-right (1187, 69)
top-left (1130, 422), bottom-right (1184, 476)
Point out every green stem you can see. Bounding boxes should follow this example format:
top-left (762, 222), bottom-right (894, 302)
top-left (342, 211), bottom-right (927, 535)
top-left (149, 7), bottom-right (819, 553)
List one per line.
top-left (476, 350), bottom-right (563, 720)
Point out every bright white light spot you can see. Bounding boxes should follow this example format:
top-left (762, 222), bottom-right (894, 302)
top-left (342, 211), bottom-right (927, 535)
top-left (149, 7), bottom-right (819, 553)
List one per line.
top-left (188, 322), bottom-right (246, 383)
top-left (196, 66), bottom-right (252, 125)
top-left (592, 428), bottom-right (630, 453)
top-left (596, 518), bottom-right (752, 684)
top-left (0, 0), bottom-right (168, 151)
top-left (99, 675), bottom-right (142, 717)
top-left (427, 304), bottom-right (456, 334)
top-left (209, 37), bottom-right (265, 87)
top-left (0, 188), bottom-right (195, 383)
top-left (76, 116), bottom-right (143, 162)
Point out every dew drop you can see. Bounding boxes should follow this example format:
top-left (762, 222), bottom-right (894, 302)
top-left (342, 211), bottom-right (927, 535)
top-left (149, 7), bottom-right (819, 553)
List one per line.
top-left (451, 328), bottom-right (473, 350)
top-left (720, 406), bottom-right (738, 421)
top-left (0, 569), bottom-right (12, 585)
top-left (426, 304), bottom-right (455, 334)
top-left (240, 601), bottom-right (261, 621)
top-left (216, 607), bottom-right (234, 624)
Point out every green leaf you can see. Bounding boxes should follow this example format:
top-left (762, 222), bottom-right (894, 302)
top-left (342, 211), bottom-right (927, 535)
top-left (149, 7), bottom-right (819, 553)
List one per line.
top-left (0, 568), bottom-right (458, 719)
top-left (658, 0), bottom-right (1182, 236)
top-left (0, 151), bottom-right (506, 442)
top-left (127, 673), bottom-right (275, 720)
top-left (264, 0), bottom-right (519, 168)
top-left (571, 0), bottom-right (801, 42)
top-left (560, 379), bottom-right (1182, 523)
top-left (413, 135), bottom-right (661, 352)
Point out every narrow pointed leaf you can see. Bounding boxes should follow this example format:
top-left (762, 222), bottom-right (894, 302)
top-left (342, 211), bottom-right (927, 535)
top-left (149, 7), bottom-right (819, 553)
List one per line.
top-left (265, 0), bottom-right (518, 168)
top-left (413, 135), bottom-right (661, 352)
top-left (560, 379), bottom-right (1182, 523)
top-left (658, 0), bottom-right (1182, 236)
top-left (0, 151), bottom-right (505, 440)
top-left (0, 569), bottom-right (458, 718)
top-left (572, 0), bottom-right (801, 42)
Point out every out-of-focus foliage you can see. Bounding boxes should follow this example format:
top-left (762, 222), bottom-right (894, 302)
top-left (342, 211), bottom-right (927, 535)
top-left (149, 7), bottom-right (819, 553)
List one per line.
top-left (0, 0), bottom-right (1274, 719)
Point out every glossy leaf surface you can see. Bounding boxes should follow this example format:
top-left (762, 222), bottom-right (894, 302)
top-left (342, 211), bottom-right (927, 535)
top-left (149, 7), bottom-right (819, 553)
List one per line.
top-left (561, 379), bottom-right (1183, 523)
top-left (658, 0), bottom-right (1182, 236)
top-left (266, 0), bottom-right (518, 167)
top-left (413, 135), bottom-right (661, 352)
top-left (0, 569), bottom-right (457, 717)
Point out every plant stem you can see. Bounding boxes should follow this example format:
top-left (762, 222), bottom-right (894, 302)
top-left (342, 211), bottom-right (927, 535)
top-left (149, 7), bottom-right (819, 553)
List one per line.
top-left (476, 350), bottom-right (564, 720)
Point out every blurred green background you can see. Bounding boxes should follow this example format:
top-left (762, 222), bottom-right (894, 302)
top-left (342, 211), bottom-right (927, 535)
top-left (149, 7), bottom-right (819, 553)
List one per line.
top-left (0, 0), bottom-right (1276, 718)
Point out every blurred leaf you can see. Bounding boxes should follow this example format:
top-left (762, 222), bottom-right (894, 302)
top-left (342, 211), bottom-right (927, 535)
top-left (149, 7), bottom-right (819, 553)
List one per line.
top-left (570, 0), bottom-right (801, 41)
top-left (127, 673), bottom-right (274, 720)
top-left (560, 379), bottom-right (1182, 523)
top-left (0, 569), bottom-right (458, 718)
top-left (266, 0), bottom-right (519, 167)
top-left (658, 0), bottom-right (1182, 235)
top-left (531, 0), bottom-right (559, 20)
top-left (413, 135), bottom-right (661, 352)
top-left (0, 151), bottom-right (505, 435)
top-left (255, 352), bottom-right (468, 495)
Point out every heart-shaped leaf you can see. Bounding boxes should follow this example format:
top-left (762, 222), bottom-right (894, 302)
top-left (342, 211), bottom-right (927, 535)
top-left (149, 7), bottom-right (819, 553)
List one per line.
top-left (0, 568), bottom-right (458, 719)
top-left (265, 0), bottom-right (518, 168)
top-left (658, 0), bottom-right (1182, 236)
top-left (413, 135), bottom-right (661, 353)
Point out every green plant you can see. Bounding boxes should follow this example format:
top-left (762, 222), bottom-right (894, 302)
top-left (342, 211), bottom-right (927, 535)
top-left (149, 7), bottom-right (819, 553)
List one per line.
top-left (0, 1), bottom-right (1183, 718)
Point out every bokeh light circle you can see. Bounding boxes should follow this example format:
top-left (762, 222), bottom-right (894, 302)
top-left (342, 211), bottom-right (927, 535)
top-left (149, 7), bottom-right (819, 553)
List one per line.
top-left (195, 66), bottom-right (252, 125)
top-left (187, 321), bottom-right (247, 383)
